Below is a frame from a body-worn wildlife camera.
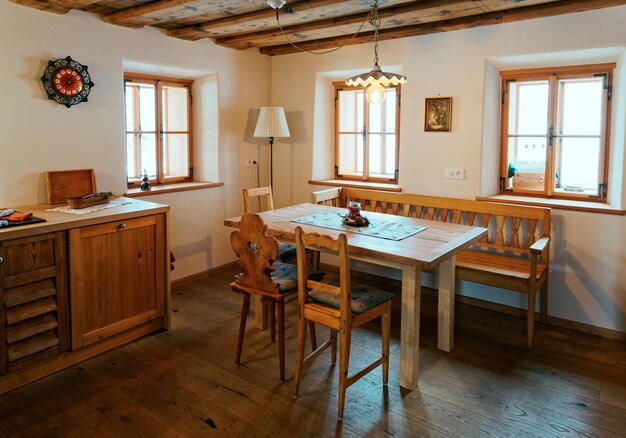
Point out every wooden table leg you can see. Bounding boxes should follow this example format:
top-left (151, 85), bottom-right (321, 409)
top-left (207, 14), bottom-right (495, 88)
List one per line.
top-left (400, 264), bottom-right (421, 390)
top-left (437, 255), bottom-right (455, 352)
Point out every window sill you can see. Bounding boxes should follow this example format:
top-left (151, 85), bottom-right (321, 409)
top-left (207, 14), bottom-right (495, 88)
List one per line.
top-left (476, 194), bottom-right (625, 215)
top-left (125, 181), bottom-right (223, 198)
top-left (309, 179), bottom-right (402, 192)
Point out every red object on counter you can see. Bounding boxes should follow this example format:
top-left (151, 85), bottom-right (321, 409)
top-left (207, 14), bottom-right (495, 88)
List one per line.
top-left (5, 212), bottom-right (33, 221)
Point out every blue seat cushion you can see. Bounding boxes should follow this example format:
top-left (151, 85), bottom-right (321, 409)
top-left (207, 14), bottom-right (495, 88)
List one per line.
top-left (308, 279), bottom-right (394, 314)
top-left (277, 242), bottom-right (297, 260)
top-left (271, 262), bottom-right (325, 293)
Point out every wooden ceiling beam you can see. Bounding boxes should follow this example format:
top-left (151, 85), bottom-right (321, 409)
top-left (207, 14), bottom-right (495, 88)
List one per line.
top-left (167, 0), bottom-right (349, 40)
top-left (216, 0), bottom-right (464, 49)
top-left (103, 0), bottom-right (198, 26)
top-left (261, 0), bottom-right (626, 55)
top-left (9, 0), bottom-right (69, 14)
top-left (10, 0), bottom-right (111, 14)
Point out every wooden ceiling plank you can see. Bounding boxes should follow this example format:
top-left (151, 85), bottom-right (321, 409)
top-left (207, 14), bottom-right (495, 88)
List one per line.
top-left (261, 0), bottom-right (626, 55)
top-left (167, 0), bottom-right (350, 40)
top-left (216, 0), bottom-right (471, 48)
top-left (9, 0), bottom-right (70, 14)
top-left (103, 0), bottom-right (199, 26)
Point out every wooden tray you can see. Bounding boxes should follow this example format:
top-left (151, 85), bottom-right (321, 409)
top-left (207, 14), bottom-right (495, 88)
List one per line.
top-left (0, 216), bottom-right (46, 228)
top-left (45, 169), bottom-right (97, 205)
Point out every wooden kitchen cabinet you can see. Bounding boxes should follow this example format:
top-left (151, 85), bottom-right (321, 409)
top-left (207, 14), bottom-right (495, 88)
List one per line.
top-left (69, 214), bottom-right (165, 348)
top-left (0, 198), bottom-right (169, 393)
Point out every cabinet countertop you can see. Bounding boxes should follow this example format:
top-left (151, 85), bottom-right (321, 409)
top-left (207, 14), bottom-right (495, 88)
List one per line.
top-left (0, 197), bottom-right (169, 241)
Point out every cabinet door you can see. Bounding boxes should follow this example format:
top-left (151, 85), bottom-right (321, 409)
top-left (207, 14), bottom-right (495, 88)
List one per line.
top-left (69, 214), bottom-right (165, 349)
top-left (0, 232), bottom-right (69, 375)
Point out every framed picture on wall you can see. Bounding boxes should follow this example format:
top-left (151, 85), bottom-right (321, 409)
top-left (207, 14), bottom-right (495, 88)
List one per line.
top-left (424, 97), bottom-right (452, 132)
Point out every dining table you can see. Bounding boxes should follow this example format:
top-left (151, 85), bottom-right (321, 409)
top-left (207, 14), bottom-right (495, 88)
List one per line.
top-left (224, 202), bottom-right (487, 390)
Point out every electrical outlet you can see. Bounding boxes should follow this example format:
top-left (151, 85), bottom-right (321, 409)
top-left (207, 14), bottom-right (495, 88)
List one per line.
top-left (445, 167), bottom-right (466, 180)
top-left (245, 159), bottom-right (257, 168)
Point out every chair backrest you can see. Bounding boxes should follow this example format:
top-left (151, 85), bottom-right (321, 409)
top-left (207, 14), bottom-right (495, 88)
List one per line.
top-left (243, 186), bottom-right (274, 213)
top-left (230, 214), bottom-right (279, 295)
top-left (294, 226), bottom-right (352, 323)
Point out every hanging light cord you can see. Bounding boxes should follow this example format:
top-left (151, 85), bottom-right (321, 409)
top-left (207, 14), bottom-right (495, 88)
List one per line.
top-left (275, 0), bottom-right (378, 55)
top-left (371, 1), bottom-right (380, 65)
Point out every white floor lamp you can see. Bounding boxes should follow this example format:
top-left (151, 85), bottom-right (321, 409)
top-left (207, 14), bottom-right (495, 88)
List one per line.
top-left (254, 107), bottom-right (290, 190)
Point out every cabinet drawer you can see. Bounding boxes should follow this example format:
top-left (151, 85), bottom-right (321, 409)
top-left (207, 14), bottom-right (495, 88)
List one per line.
top-left (78, 215), bottom-right (157, 239)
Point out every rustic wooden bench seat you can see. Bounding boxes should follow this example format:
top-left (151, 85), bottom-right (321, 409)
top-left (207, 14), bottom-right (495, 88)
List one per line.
top-left (312, 187), bottom-right (551, 347)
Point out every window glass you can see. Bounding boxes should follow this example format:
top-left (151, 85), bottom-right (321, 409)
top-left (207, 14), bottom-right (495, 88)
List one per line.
top-left (508, 81), bottom-right (549, 136)
top-left (559, 79), bottom-right (603, 136)
top-left (163, 133), bottom-right (189, 178)
top-left (162, 85), bottom-right (188, 132)
top-left (138, 84), bottom-right (156, 132)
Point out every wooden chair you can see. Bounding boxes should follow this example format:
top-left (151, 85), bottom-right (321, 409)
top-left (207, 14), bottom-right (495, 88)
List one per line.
top-left (243, 186), bottom-right (298, 328)
top-left (243, 186), bottom-right (297, 261)
top-left (229, 214), bottom-right (323, 381)
top-left (292, 227), bottom-right (393, 421)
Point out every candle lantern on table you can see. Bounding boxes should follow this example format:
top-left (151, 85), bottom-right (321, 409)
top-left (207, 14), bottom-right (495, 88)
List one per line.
top-left (343, 201), bottom-right (369, 226)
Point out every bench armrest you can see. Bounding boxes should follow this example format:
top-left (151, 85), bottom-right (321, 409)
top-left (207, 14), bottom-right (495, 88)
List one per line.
top-left (311, 187), bottom-right (343, 205)
top-left (530, 236), bottom-right (550, 255)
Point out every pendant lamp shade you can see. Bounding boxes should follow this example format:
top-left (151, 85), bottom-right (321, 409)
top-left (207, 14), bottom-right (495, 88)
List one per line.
top-left (345, 64), bottom-right (407, 88)
top-left (345, 0), bottom-right (406, 104)
top-left (254, 107), bottom-right (290, 138)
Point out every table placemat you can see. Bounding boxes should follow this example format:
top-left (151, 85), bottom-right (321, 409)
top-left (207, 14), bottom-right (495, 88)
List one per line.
top-left (292, 212), bottom-right (426, 241)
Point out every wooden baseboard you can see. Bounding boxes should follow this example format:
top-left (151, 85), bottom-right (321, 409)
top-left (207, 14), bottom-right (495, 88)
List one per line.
top-left (547, 315), bottom-right (625, 341)
top-left (320, 263), bottom-right (626, 341)
top-left (171, 261), bottom-right (239, 288)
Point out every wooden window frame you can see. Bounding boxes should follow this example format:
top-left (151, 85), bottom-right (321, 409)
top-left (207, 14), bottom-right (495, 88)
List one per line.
top-left (333, 81), bottom-right (401, 184)
top-left (499, 63), bottom-right (614, 202)
top-left (124, 73), bottom-right (194, 188)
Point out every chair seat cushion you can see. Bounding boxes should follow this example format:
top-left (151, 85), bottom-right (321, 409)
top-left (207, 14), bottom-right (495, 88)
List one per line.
top-left (271, 262), bottom-right (325, 292)
top-left (277, 242), bottom-right (297, 260)
top-left (308, 279), bottom-right (394, 314)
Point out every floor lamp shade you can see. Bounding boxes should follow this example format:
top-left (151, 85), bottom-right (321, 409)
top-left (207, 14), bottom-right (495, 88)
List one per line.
top-left (254, 107), bottom-right (290, 138)
top-left (253, 107), bottom-right (290, 190)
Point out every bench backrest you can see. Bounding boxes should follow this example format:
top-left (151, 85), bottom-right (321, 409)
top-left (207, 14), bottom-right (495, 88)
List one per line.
top-left (313, 187), bottom-right (550, 256)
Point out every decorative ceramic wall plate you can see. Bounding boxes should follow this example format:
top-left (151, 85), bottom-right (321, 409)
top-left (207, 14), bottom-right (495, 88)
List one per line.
top-left (41, 56), bottom-right (95, 108)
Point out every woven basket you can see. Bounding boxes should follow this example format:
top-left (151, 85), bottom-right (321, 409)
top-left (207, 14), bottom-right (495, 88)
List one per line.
top-left (67, 193), bottom-right (110, 209)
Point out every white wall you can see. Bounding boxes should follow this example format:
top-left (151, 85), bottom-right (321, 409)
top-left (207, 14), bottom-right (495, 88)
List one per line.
top-left (0, 2), bottom-right (269, 280)
top-left (270, 7), bottom-right (626, 332)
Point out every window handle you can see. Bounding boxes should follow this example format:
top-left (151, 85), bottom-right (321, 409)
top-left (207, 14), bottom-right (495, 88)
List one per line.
top-left (361, 128), bottom-right (366, 142)
top-left (548, 127), bottom-right (554, 146)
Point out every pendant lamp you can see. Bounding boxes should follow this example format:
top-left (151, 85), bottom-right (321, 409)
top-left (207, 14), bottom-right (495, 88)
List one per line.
top-left (346, 0), bottom-right (407, 104)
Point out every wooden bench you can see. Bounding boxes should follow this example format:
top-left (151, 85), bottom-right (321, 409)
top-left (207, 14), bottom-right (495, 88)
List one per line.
top-left (312, 187), bottom-right (551, 347)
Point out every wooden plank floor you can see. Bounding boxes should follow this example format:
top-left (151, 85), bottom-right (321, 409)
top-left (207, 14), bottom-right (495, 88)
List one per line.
top-left (1, 267), bottom-right (625, 437)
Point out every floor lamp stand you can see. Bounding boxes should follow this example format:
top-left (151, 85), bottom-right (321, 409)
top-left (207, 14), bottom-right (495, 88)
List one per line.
top-left (269, 136), bottom-right (275, 190)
